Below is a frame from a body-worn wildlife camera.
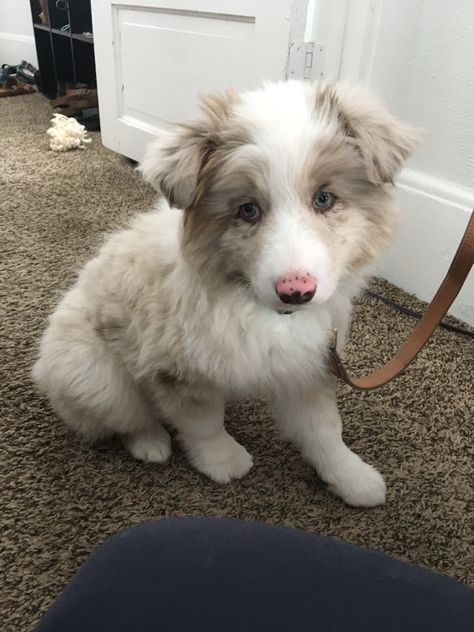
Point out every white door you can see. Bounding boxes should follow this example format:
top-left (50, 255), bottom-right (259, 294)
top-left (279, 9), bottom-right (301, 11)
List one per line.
top-left (91, 0), bottom-right (310, 162)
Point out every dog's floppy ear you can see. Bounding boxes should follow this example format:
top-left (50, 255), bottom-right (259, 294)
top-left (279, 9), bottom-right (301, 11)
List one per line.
top-left (320, 83), bottom-right (419, 184)
top-left (139, 90), bottom-right (238, 209)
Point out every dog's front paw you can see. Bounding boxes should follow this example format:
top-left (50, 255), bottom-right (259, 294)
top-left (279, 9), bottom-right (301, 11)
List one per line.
top-left (123, 424), bottom-right (171, 464)
top-left (184, 431), bottom-right (254, 484)
top-left (326, 454), bottom-right (386, 507)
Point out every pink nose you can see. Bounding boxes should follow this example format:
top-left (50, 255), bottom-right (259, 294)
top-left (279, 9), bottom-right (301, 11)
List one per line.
top-left (275, 272), bottom-right (317, 305)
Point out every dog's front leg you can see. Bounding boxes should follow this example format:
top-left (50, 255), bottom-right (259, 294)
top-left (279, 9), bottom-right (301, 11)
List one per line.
top-left (272, 382), bottom-right (386, 507)
top-left (166, 393), bottom-right (254, 484)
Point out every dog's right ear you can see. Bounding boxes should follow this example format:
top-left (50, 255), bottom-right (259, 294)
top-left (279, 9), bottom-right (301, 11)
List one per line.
top-left (139, 90), bottom-right (238, 209)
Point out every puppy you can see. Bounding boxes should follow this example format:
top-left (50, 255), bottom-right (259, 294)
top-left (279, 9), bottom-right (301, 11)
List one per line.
top-left (33, 80), bottom-right (417, 506)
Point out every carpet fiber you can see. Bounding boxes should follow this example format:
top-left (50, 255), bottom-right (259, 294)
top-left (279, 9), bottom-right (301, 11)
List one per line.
top-left (1, 93), bottom-right (473, 631)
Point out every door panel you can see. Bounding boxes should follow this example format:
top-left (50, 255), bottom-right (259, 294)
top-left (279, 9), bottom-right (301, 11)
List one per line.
top-left (117, 8), bottom-right (256, 128)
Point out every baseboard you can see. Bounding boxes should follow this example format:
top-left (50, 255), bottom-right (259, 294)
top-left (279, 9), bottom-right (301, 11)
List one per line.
top-left (398, 168), bottom-right (474, 210)
top-left (377, 169), bottom-right (474, 325)
top-left (0, 32), bottom-right (35, 44)
top-left (0, 32), bottom-right (38, 67)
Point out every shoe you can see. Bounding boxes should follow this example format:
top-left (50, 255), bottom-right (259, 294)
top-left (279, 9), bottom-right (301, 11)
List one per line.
top-left (52, 94), bottom-right (99, 117)
top-left (16, 61), bottom-right (37, 85)
top-left (0, 76), bottom-right (35, 97)
top-left (0, 65), bottom-right (17, 86)
top-left (51, 89), bottom-right (98, 109)
top-left (50, 86), bottom-right (96, 107)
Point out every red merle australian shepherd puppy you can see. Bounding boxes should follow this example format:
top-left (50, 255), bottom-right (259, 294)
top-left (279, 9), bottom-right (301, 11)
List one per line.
top-left (33, 80), bottom-right (417, 506)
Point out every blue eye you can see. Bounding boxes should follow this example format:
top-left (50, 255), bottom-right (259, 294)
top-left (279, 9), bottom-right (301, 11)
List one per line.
top-left (238, 202), bottom-right (262, 223)
top-left (312, 190), bottom-right (335, 211)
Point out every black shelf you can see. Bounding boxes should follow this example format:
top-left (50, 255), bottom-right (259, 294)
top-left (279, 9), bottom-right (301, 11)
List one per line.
top-left (30, 0), bottom-right (98, 128)
top-left (34, 24), bottom-right (93, 44)
top-left (72, 32), bottom-right (94, 43)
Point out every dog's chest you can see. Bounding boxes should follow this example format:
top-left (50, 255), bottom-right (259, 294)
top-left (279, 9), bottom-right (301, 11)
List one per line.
top-left (183, 307), bottom-right (332, 395)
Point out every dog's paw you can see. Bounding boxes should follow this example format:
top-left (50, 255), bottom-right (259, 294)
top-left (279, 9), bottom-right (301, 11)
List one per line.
top-left (123, 424), bottom-right (171, 464)
top-left (184, 431), bottom-right (254, 484)
top-left (326, 454), bottom-right (386, 507)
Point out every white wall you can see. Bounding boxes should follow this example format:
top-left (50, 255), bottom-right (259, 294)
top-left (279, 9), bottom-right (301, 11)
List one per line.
top-left (0, 0), bottom-right (38, 67)
top-left (400, 0), bottom-right (474, 188)
top-left (334, 0), bottom-right (474, 325)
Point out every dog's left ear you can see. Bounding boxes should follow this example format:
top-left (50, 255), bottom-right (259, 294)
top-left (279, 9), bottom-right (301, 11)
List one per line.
top-left (139, 90), bottom-right (238, 209)
top-left (324, 83), bottom-right (419, 184)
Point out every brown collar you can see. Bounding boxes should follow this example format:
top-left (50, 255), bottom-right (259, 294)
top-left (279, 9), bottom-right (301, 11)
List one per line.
top-left (329, 209), bottom-right (474, 390)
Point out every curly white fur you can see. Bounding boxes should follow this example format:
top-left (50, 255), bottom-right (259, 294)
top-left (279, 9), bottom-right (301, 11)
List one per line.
top-left (47, 113), bottom-right (91, 152)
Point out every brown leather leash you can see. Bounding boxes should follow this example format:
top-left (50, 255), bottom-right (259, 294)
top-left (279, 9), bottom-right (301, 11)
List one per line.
top-left (329, 209), bottom-right (474, 390)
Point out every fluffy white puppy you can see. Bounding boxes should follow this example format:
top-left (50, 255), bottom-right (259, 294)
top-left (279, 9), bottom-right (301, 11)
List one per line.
top-left (33, 80), bottom-right (417, 506)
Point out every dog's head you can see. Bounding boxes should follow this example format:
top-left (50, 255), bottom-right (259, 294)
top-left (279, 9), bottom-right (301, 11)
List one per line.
top-left (140, 81), bottom-right (418, 311)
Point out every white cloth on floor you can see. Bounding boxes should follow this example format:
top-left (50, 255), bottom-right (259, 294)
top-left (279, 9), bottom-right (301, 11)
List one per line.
top-left (47, 113), bottom-right (91, 152)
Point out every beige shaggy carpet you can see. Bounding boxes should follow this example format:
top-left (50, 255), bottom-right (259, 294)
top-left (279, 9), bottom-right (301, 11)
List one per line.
top-left (1, 93), bottom-right (473, 631)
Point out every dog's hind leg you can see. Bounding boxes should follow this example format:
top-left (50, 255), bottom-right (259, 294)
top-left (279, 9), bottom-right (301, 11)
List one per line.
top-left (33, 321), bottom-right (170, 462)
